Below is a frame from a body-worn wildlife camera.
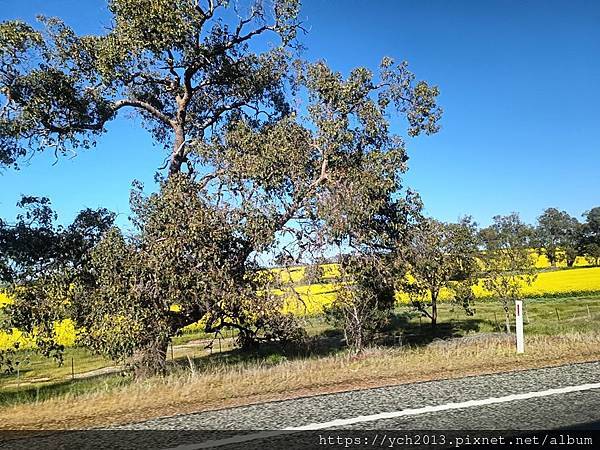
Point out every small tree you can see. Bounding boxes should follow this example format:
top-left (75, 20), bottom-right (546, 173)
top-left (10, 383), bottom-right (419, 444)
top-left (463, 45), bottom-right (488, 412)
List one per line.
top-left (403, 216), bottom-right (479, 327)
top-left (479, 213), bottom-right (537, 333)
top-left (534, 208), bottom-right (580, 267)
top-left (324, 254), bottom-right (397, 353)
top-left (77, 176), bottom-right (308, 377)
top-left (323, 188), bottom-right (425, 352)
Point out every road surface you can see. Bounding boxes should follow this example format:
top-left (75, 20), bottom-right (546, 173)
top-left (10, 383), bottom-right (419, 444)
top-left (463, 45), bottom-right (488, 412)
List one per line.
top-left (3, 361), bottom-right (600, 449)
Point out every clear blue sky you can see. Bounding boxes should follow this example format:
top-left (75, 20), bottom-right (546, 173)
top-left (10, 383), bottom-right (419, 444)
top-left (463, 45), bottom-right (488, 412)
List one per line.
top-left (1, 0), bottom-right (599, 229)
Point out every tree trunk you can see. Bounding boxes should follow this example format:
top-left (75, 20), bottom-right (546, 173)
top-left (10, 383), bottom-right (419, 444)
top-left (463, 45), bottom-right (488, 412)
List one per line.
top-left (347, 304), bottom-right (364, 353)
top-left (169, 126), bottom-right (186, 176)
top-left (431, 291), bottom-right (438, 328)
top-left (503, 301), bottom-right (511, 333)
top-left (354, 328), bottom-right (363, 354)
top-left (131, 338), bottom-right (169, 380)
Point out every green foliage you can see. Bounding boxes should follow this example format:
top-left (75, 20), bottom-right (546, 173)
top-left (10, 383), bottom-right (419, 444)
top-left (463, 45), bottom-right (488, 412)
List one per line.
top-left (0, 198), bottom-right (115, 364)
top-left (403, 216), bottom-right (479, 325)
top-left (0, 21), bottom-right (44, 166)
top-left (581, 207), bottom-right (600, 265)
top-left (0, 0), bottom-right (302, 173)
top-left (534, 207), bottom-right (581, 267)
top-left (264, 353), bottom-right (288, 366)
top-left (67, 176), bottom-right (307, 376)
top-left (305, 58), bottom-right (442, 348)
top-left (0, 343), bottom-right (20, 374)
top-left (453, 281), bottom-right (476, 316)
top-left (1, 0), bottom-right (443, 376)
top-left (479, 213), bottom-right (537, 332)
top-left (324, 254), bottom-right (397, 352)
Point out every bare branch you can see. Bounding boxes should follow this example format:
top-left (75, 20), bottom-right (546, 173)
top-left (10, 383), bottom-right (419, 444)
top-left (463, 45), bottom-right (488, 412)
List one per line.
top-left (200, 100), bottom-right (249, 130)
top-left (113, 99), bottom-right (175, 127)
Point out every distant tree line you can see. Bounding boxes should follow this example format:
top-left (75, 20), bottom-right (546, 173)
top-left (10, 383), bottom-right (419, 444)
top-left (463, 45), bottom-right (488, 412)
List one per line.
top-left (391, 208), bottom-right (600, 336)
top-left (534, 207), bottom-right (600, 268)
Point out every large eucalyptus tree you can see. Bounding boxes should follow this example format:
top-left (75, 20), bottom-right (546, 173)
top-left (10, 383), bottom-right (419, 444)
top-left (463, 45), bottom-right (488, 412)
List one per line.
top-left (1, 0), bottom-right (442, 376)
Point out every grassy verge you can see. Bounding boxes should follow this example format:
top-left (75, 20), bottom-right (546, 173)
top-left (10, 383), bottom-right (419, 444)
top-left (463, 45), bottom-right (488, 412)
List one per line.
top-left (2, 332), bottom-right (600, 429)
top-left (1, 294), bottom-right (600, 429)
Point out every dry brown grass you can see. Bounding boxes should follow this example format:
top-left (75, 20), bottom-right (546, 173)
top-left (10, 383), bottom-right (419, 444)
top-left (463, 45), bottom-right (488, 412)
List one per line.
top-left (2, 332), bottom-right (600, 430)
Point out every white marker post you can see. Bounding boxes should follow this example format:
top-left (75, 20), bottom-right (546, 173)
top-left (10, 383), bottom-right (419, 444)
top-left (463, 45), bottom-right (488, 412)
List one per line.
top-left (515, 300), bottom-right (524, 354)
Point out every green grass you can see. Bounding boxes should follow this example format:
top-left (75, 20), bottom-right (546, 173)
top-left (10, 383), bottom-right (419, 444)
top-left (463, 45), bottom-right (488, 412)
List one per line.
top-left (441, 295), bottom-right (600, 333)
top-left (0, 347), bottom-right (126, 408)
top-left (387, 295), bottom-right (600, 347)
top-left (0, 347), bottom-right (112, 385)
top-left (0, 373), bottom-right (130, 407)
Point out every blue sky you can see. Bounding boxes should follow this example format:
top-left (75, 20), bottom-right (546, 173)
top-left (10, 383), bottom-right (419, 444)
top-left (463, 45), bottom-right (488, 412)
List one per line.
top-left (1, 0), bottom-right (599, 229)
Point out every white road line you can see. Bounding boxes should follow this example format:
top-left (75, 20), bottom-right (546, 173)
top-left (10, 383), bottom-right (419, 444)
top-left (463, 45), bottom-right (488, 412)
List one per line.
top-left (167, 381), bottom-right (600, 449)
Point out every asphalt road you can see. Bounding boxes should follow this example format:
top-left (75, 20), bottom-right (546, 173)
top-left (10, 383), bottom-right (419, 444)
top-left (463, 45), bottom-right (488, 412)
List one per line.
top-left (122, 360), bottom-right (600, 430)
top-left (3, 361), bottom-right (600, 449)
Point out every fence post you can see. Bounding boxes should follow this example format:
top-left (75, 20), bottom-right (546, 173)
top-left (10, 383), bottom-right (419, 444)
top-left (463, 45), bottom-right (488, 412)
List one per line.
top-left (587, 305), bottom-right (592, 320)
top-left (555, 308), bottom-right (561, 322)
top-left (71, 357), bottom-right (74, 380)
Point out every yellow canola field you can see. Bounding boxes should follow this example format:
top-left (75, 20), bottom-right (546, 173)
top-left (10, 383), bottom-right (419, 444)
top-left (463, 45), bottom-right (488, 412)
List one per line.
top-left (272, 263), bottom-right (340, 284)
top-left (0, 319), bottom-right (76, 351)
top-left (0, 292), bottom-right (76, 350)
top-left (284, 266), bottom-right (600, 316)
top-left (521, 266), bottom-right (600, 298)
top-left (276, 253), bottom-right (589, 283)
top-left (533, 252), bottom-right (588, 269)
top-left (282, 282), bottom-right (339, 316)
top-left (2, 266), bottom-right (600, 349)
top-left (0, 292), bottom-right (10, 308)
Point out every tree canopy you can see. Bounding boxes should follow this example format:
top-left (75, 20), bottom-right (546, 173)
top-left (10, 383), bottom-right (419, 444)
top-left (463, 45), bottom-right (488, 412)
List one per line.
top-left (1, 0), bottom-right (302, 173)
top-left (0, 197), bottom-right (115, 361)
top-left (534, 207), bottom-right (580, 267)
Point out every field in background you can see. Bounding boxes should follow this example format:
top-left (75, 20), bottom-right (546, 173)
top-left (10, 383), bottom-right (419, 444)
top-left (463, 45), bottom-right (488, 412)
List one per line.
top-left (277, 252), bottom-right (592, 283)
top-left (2, 265), bottom-right (600, 349)
top-left (285, 266), bottom-right (600, 316)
